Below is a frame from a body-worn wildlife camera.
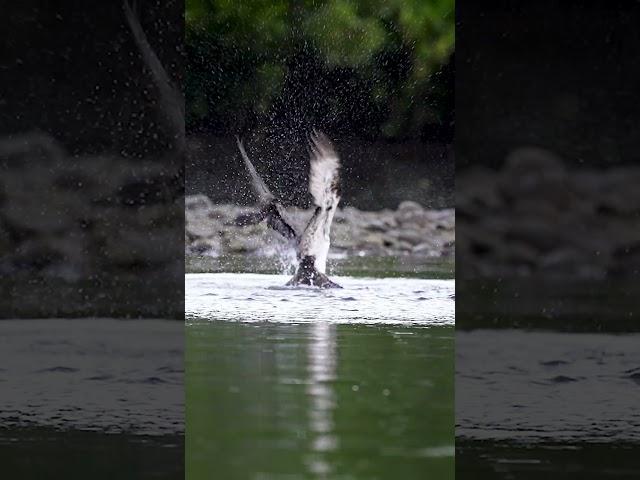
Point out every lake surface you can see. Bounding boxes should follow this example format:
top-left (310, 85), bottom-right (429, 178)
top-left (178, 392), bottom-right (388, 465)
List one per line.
top-left (457, 328), bottom-right (640, 479)
top-left (0, 318), bottom-right (184, 479)
top-left (186, 273), bottom-right (455, 479)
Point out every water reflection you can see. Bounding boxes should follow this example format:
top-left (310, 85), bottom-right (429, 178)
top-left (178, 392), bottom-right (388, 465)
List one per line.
top-left (306, 322), bottom-right (338, 477)
top-left (186, 319), bottom-right (454, 479)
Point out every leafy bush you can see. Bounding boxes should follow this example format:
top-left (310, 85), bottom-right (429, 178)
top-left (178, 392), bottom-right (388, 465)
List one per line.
top-left (186, 0), bottom-right (454, 140)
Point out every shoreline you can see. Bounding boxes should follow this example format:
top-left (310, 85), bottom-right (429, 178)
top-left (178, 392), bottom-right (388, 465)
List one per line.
top-left (185, 195), bottom-right (455, 260)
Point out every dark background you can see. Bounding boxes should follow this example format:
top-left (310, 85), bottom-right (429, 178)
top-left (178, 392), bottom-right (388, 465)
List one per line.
top-left (1, 1), bottom-right (184, 479)
top-left (457, 1), bottom-right (640, 169)
top-left (456, 0), bottom-right (640, 283)
top-left (0, 0), bottom-right (185, 318)
top-left (0, 0), bottom-right (184, 158)
top-left (456, 2), bottom-right (640, 478)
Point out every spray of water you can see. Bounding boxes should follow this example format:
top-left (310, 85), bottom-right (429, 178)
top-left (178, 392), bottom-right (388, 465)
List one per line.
top-left (274, 241), bottom-right (298, 275)
top-left (253, 229), bottom-right (298, 275)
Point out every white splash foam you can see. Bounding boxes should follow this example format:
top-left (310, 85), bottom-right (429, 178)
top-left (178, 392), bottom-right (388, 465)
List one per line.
top-left (186, 273), bottom-right (455, 326)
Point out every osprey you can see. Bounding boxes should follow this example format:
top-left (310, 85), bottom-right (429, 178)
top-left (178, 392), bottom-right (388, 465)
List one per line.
top-left (236, 131), bottom-right (342, 288)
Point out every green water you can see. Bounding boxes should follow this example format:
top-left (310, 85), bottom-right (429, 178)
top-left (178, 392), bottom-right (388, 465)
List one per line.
top-left (0, 428), bottom-right (183, 480)
top-left (185, 254), bottom-right (455, 280)
top-left (186, 322), bottom-right (454, 479)
top-left (457, 440), bottom-right (640, 479)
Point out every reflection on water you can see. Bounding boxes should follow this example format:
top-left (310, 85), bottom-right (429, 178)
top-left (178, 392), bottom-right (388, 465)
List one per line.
top-left (306, 323), bottom-right (338, 477)
top-left (186, 273), bottom-right (455, 479)
top-left (187, 322), bottom-right (454, 479)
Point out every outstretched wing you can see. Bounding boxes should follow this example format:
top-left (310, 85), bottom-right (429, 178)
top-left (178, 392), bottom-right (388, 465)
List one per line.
top-left (234, 138), bottom-right (297, 240)
top-left (236, 137), bottom-right (275, 204)
top-left (299, 131), bottom-right (341, 273)
top-left (308, 130), bottom-right (341, 209)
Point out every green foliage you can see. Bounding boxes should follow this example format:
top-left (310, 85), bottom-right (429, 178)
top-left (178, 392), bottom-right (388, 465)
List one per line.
top-left (186, 0), bottom-right (454, 139)
top-left (304, 1), bottom-right (387, 67)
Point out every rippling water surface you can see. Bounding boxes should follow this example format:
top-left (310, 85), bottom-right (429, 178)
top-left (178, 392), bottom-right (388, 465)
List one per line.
top-left (457, 328), bottom-right (640, 479)
top-left (0, 319), bottom-right (183, 435)
top-left (0, 318), bottom-right (184, 479)
top-left (186, 273), bottom-right (455, 479)
top-left (457, 330), bottom-right (640, 443)
top-left (186, 273), bottom-right (455, 325)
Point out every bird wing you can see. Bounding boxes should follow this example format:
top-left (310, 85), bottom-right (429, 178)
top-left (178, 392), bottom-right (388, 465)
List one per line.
top-left (236, 137), bottom-right (275, 204)
top-left (308, 130), bottom-right (341, 209)
top-left (299, 131), bottom-right (341, 273)
top-left (235, 138), bottom-right (297, 240)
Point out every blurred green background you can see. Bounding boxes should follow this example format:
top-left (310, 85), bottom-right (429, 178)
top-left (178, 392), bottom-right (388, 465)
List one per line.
top-left (185, 0), bottom-right (454, 141)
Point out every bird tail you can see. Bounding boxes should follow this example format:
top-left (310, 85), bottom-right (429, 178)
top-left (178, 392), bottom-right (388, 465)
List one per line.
top-left (286, 256), bottom-right (342, 288)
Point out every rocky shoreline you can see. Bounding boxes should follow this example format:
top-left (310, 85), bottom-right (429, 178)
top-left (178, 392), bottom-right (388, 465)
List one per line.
top-left (0, 134), bottom-right (183, 318)
top-left (457, 147), bottom-right (640, 279)
top-left (185, 195), bottom-right (455, 259)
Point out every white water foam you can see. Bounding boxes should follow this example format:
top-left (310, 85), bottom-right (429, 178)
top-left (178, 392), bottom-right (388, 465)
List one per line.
top-left (186, 273), bottom-right (455, 326)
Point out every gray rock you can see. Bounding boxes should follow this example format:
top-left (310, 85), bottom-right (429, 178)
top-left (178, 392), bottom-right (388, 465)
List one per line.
top-left (186, 218), bottom-right (222, 239)
top-left (358, 233), bottom-right (386, 248)
top-left (397, 200), bottom-right (424, 213)
top-left (187, 238), bottom-right (221, 257)
top-left (364, 219), bottom-right (388, 233)
top-left (185, 194), bottom-right (215, 212)
top-left (412, 242), bottom-right (441, 257)
top-left (396, 230), bottom-right (426, 246)
top-left (224, 232), bottom-right (263, 254)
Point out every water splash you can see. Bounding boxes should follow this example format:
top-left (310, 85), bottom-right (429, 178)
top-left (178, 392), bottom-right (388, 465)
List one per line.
top-left (186, 273), bottom-right (455, 325)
